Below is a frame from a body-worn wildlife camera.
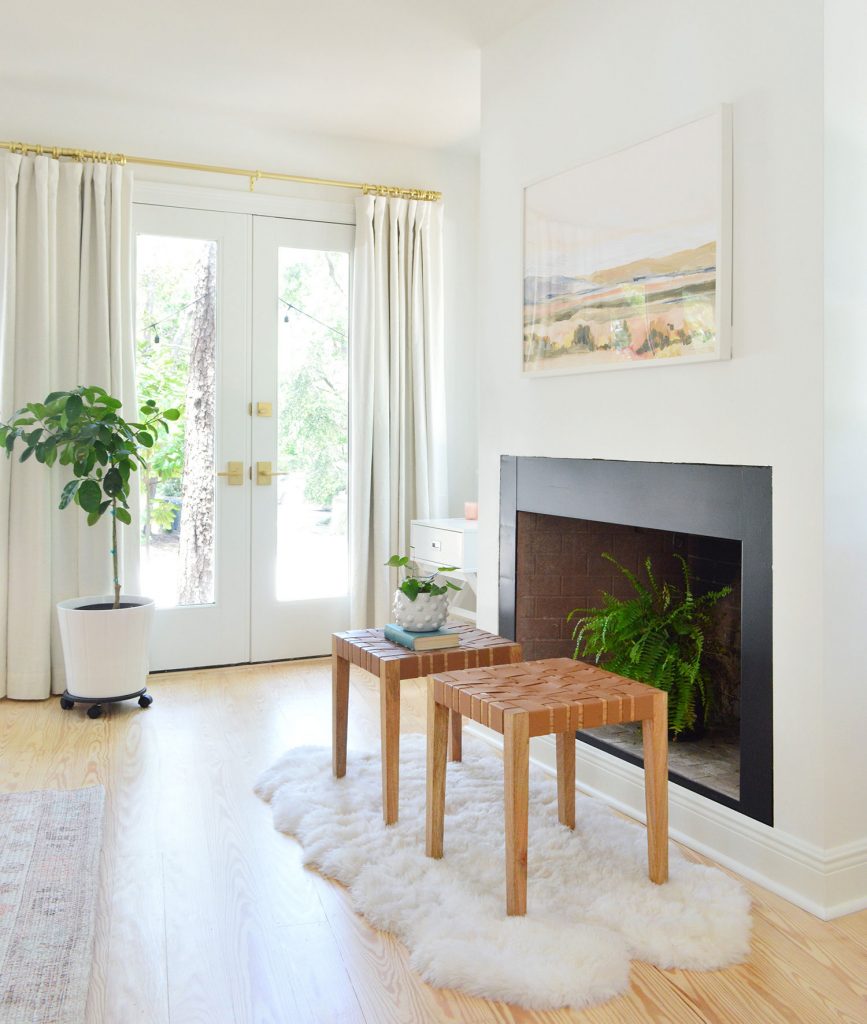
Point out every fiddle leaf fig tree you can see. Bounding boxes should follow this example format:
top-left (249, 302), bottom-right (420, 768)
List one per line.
top-left (0, 386), bottom-right (180, 609)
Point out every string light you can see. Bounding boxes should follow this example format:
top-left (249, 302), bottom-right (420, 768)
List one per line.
top-left (279, 297), bottom-right (346, 340)
top-left (140, 287), bottom-right (214, 345)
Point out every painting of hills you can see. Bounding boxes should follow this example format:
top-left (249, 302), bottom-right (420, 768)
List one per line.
top-left (523, 111), bottom-right (729, 375)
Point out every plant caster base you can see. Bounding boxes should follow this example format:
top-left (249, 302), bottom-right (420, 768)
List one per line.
top-left (60, 687), bottom-right (153, 717)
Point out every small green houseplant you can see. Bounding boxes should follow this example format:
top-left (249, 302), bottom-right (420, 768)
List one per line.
top-left (0, 386), bottom-right (179, 715)
top-left (0, 385), bottom-right (179, 608)
top-left (568, 553), bottom-right (731, 737)
top-left (386, 554), bottom-right (461, 631)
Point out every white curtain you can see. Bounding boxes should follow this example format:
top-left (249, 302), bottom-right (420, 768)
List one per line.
top-left (349, 194), bottom-right (448, 628)
top-left (0, 153), bottom-right (138, 699)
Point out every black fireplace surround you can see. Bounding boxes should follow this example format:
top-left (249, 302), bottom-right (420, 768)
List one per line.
top-left (499, 456), bottom-right (773, 825)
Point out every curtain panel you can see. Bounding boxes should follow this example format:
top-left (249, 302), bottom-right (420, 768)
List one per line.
top-left (349, 194), bottom-right (448, 628)
top-left (0, 153), bottom-right (138, 699)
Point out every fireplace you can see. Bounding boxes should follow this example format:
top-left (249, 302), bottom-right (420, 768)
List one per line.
top-left (499, 456), bottom-right (773, 825)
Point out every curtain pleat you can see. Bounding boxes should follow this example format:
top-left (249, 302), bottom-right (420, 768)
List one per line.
top-left (0, 153), bottom-right (138, 699)
top-left (349, 194), bottom-right (447, 628)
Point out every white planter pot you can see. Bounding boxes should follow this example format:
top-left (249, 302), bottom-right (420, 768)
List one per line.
top-left (392, 590), bottom-right (449, 631)
top-left (57, 595), bottom-right (155, 699)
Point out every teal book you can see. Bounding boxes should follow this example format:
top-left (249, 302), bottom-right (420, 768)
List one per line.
top-left (384, 623), bottom-right (460, 652)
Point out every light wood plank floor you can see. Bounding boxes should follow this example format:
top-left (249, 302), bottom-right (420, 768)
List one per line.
top-left (1, 659), bottom-right (865, 1024)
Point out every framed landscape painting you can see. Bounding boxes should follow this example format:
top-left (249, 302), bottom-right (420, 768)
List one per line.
top-left (523, 107), bottom-right (732, 376)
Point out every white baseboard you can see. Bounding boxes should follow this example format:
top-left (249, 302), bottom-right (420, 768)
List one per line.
top-left (464, 722), bottom-right (867, 920)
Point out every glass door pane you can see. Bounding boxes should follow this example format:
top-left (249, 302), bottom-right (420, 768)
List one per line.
top-left (251, 216), bottom-right (353, 662)
top-left (275, 248), bottom-right (349, 602)
top-left (134, 205), bottom-right (250, 671)
top-left (136, 235), bottom-right (217, 608)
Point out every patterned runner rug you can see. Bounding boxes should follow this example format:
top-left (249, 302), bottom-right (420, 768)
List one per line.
top-left (0, 786), bottom-right (105, 1024)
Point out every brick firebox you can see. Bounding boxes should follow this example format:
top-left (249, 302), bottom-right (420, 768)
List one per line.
top-left (515, 512), bottom-right (742, 727)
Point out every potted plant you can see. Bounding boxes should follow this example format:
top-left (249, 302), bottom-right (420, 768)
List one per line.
top-left (385, 554), bottom-right (461, 631)
top-left (0, 386), bottom-right (180, 718)
top-left (568, 552), bottom-right (731, 738)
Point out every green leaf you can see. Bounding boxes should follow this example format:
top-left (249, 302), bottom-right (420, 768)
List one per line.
top-left (77, 479), bottom-right (101, 513)
top-left (86, 509), bottom-right (101, 526)
top-left (163, 408), bottom-right (181, 421)
top-left (18, 446), bottom-right (35, 462)
top-left (136, 431), bottom-right (154, 447)
top-left (65, 394), bottom-right (84, 422)
top-left (114, 507), bottom-right (132, 525)
top-left (59, 479), bottom-right (80, 510)
top-left (103, 467), bottom-right (124, 497)
top-left (385, 555), bottom-right (410, 567)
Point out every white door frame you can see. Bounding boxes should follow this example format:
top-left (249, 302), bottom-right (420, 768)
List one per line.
top-left (134, 182), bottom-right (356, 669)
top-left (134, 203), bottom-right (251, 671)
top-left (250, 216), bottom-right (354, 661)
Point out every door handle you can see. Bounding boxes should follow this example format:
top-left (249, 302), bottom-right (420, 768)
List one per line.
top-left (216, 461), bottom-right (244, 486)
top-left (256, 461), bottom-right (289, 486)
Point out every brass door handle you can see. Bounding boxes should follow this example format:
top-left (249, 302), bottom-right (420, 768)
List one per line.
top-left (216, 461), bottom-right (244, 486)
top-left (256, 461), bottom-right (289, 486)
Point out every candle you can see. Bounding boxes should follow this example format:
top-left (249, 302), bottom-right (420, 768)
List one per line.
top-left (464, 502), bottom-right (478, 521)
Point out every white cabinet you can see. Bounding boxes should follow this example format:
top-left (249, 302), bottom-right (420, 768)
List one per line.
top-left (410, 518), bottom-right (477, 571)
top-left (410, 518), bottom-right (478, 622)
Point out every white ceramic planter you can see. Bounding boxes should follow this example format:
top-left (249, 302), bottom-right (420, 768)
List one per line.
top-left (392, 590), bottom-right (449, 631)
top-left (57, 595), bottom-right (154, 699)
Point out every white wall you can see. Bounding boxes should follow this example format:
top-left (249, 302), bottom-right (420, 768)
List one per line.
top-left (824, 0), bottom-right (867, 855)
top-left (477, 0), bottom-right (865, 915)
top-left (2, 95), bottom-right (479, 516)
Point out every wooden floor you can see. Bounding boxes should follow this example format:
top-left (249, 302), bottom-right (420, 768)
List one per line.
top-left (1, 660), bottom-right (865, 1024)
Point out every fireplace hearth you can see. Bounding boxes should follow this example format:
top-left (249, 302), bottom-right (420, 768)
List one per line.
top-left (499, 457), bottom-right (772, 824)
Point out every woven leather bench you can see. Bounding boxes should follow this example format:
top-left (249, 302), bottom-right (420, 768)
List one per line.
top-left (331, 626), bottom-right (522, 824)
top-left (425, 657), bottom-right (669, 915)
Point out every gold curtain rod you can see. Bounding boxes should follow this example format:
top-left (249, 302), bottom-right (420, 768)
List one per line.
top-left (0, 140), bottom-right (442, 202)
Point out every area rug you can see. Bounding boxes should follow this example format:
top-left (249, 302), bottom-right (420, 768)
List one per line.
top-left (256, 735), bottom-right (751, 1011)
top-left (0, 786), bottom-right (105, 1024)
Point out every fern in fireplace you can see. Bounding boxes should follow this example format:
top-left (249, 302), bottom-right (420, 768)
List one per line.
top-left (568, 553), bottom-right (731, 737)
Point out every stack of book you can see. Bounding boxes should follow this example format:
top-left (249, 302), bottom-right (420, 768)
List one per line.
top-left (384, 623), bottom-right (460, 652)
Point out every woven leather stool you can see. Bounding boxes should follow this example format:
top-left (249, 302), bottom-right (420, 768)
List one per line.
top-left (332, 626), bottom-right (522, 824)
top-left (425, 657), bottom-right (669, 915)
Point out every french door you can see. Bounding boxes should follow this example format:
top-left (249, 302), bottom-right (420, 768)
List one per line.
top-left (134, 203), bottom-right (352, 671)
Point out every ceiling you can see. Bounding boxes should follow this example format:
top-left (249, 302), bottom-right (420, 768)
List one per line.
top-left (2, 0), bottom-right (550, 152)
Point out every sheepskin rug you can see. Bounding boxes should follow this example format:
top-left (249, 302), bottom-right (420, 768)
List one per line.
top-left (256, 734), bottom-right (751, 1011)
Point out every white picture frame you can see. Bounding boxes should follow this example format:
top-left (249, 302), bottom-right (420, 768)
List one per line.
top-left (522, 106), bottom-right (732, 377)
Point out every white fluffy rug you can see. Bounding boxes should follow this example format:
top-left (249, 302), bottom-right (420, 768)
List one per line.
top-left (256, 734), bottom-right (751, 1011)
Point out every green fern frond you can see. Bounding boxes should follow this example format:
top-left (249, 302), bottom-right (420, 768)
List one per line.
top-left (569, 550), bottom-right (730, 736)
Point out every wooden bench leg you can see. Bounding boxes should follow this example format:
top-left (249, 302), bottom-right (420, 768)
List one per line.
top-left (379, 661), bottom-right (401, 825)
top-left (504, 712), bottom-right (530, 916)
top-left (448, 709), bottom-right (462, 762)
top-left (426, 679), bottom-right (448, 859)
top-left (556, 731), bottom-right (575, 829)
top-left (332, 646), bottom-right (349, 778)
top-left (642, 692), bottom-right (669, 884)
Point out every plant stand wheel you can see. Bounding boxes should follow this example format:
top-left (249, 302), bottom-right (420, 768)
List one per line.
top-left (60, 687), bottom-right (152, 717)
